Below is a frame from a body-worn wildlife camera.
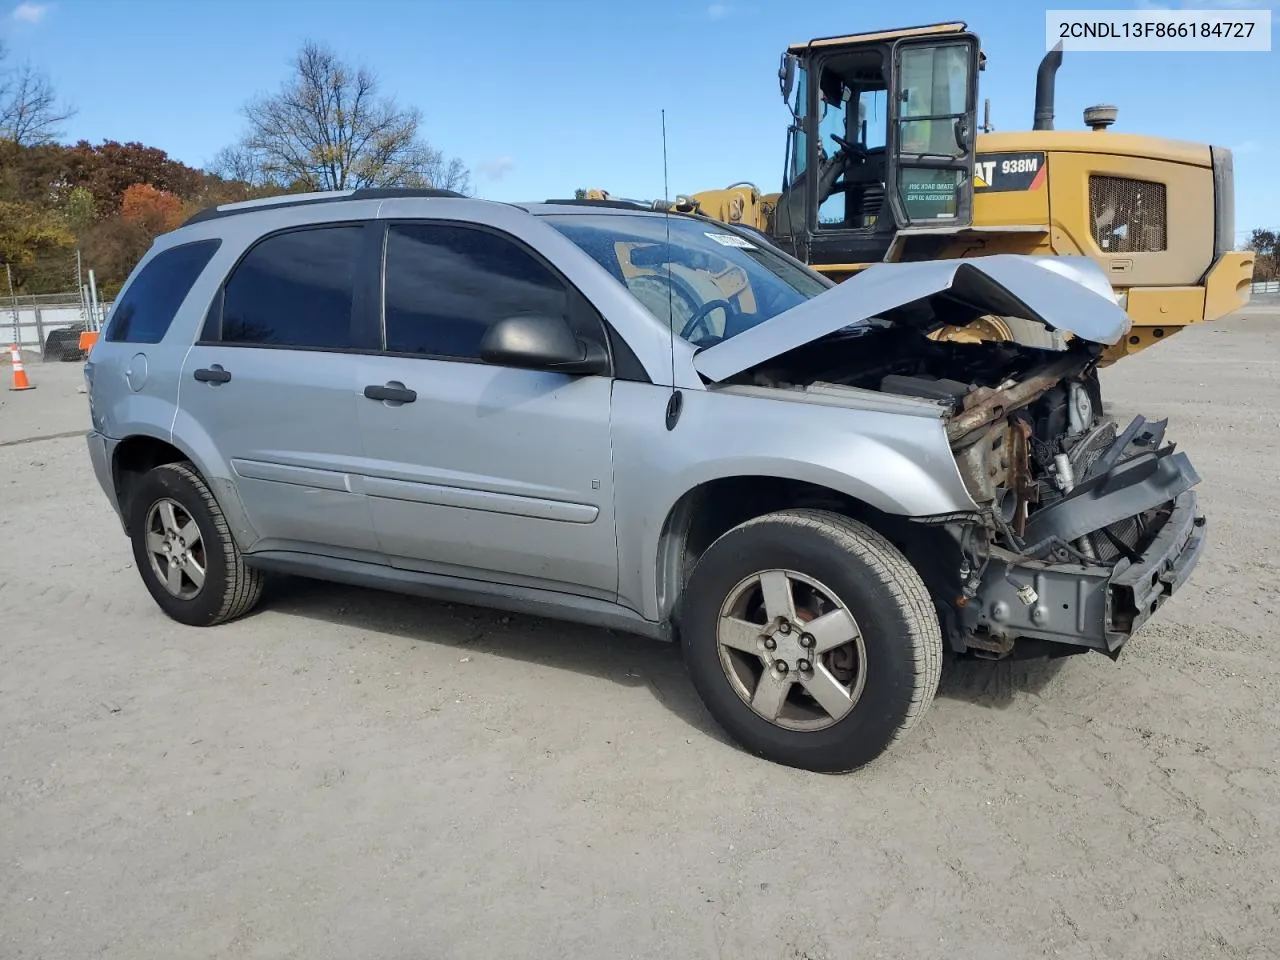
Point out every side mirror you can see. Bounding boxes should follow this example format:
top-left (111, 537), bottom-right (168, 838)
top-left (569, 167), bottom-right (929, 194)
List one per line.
top-left (479, 314), bottom-right (609, 376)
top-left (778, 53), bottom-right (796, 106)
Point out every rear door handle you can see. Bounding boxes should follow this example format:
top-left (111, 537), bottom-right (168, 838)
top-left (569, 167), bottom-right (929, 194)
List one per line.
top-left (193, 365), bottom-right (231, 384)
top-left (363, 383), bottom-right (417, 404)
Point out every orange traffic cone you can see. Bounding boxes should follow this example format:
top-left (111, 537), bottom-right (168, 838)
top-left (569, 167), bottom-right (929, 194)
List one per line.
top-left (8, 344), bottom-right (35, 391)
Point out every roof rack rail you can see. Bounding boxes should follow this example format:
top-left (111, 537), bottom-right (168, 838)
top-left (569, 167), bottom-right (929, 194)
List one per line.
top-left (181, 187), bottom-right (467, 227)
top-left (540, 197), bottom-right (671, 212)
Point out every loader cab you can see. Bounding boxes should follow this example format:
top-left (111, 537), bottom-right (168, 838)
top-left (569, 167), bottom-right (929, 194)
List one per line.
top-left (773, 22), bottom-right (981, 268)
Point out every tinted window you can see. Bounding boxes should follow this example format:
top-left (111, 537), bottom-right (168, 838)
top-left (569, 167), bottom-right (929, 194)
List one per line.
top-left (220, 226), bottom-right (363, 348)
top-left (384, 223), bottom-right (569, 359)
top-left (105, 240), bottom-right (220, 344)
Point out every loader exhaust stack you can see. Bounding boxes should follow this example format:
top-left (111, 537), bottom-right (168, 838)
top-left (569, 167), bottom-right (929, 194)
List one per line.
top-left (1033, 45), bottom-right (1063, 131)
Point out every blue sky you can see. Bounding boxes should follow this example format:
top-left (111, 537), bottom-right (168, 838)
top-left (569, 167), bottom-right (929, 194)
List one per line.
top-left (3, 0), bottom-right (1277, 237)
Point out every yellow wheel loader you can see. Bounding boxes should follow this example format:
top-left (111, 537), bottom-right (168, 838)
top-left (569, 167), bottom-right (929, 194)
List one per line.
top-left (582, 22), bottom-right (1254, 364)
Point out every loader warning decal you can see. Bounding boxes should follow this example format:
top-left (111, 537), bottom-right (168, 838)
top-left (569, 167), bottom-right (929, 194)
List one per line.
top-left (973, 152), bottom-right (1047, 192)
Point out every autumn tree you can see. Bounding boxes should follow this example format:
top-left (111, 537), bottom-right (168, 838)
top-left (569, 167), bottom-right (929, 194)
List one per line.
top-left (1248, 228), bottom-right (1277, 282)
top-left (0, 137), bottom-right (243, 296)
top-left (223, 41), bottom-right (471, 194)
top-left (120, 183), bottom-right (186, 233)
top-left (1247, 228), bottom-right (1276, 257)
top-left (80, 216), bottom-right (152, 297)
top-left (64, 186), bottom-right (95, 229)
top-left (0, 200), bottom-right (76, 291)
top-left (0, 42), bottom-right (74, 146)
top-left (62, 140), bottom-right (205, 217)
top-left (0, 138), bottom-right (64, 204)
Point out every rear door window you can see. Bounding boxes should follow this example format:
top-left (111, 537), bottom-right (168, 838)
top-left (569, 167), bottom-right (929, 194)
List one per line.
top-left (104, 239), bottom-right (221, 344)
top-left (216, 225), bottom-right (364, 349)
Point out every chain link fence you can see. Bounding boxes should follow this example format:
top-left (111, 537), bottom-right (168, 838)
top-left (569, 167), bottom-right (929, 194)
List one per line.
top-left (4, 290), bottom-right (111, 363)
top-left (4, 247), bottom-right (112, 362)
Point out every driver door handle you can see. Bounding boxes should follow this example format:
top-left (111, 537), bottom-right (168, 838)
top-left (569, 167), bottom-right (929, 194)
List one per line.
top-left (364, 383), bottom-right (417, 404)
top-left (193, 365), bottom-right (231, 384)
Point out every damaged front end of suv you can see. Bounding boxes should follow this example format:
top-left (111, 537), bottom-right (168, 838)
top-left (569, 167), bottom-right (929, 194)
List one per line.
top-left (938, 343), bottom-right (1204, 660)
top-left (695, 254), bottom-right (1207, 661)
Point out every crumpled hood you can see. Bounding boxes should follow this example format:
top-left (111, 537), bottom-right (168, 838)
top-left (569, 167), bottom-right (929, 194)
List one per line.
top-left (693, 254), bottom-right (1131, 383)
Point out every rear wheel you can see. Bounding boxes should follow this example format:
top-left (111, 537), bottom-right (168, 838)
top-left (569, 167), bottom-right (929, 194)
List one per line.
top-left (128, 462), bottom-right (264, 626)
top-left (679, 509), bottom-right (942, 773)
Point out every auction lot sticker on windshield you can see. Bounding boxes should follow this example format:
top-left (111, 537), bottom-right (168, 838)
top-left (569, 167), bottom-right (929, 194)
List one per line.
top-left (1046, 9), bottom-right (1271, 51)
top-left (705, 232), bottom-right (757, 249)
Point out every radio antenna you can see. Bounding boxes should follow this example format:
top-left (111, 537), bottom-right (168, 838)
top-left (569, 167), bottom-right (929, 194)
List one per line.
top-left (662, 108), bottom-right (682, 431)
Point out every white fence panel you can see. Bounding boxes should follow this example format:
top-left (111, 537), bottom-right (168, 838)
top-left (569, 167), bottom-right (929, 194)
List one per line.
top-left (4, 300), bottom-right (111, 356)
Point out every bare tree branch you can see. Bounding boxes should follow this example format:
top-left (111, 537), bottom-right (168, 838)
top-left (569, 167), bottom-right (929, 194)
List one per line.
top-left (0, 50), bottom-right (75, 146)
top-left (209, 145), bottom-right (273, 189)
top-left (231, 40), bottom-right (471, 194)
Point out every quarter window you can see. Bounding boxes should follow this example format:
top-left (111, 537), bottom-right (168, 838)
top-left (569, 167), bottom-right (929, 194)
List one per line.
top-left (383, 223), bottom-right (571, 360)
top-left (219, 225), bottom-right (363, 348)
top-left (105, 240), bottom-right (220, 344)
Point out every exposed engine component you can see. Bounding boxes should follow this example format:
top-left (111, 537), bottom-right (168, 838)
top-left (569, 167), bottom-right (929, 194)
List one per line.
top-left (1067, 381), bottom-right (1094, 433)
top-left (879, 374), bottom-right (972, 404)
top-left (1069, 421), bottom-right (1117, 478)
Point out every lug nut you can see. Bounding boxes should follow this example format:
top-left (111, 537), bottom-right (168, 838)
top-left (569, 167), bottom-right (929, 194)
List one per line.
top-left (776, 662), bottom-right (788, 675)
top-left (778, 622), bottom-right (791, 635)
top-left (800, 634), bottom-right (814, 649)
top-left (798, 659), bottom-right (811, 672)
top-left (764, 637), bottom-right (776, 651)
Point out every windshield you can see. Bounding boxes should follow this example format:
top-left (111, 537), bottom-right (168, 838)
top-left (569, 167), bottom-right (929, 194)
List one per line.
top-left (542, 213), bottom-right (829, 347)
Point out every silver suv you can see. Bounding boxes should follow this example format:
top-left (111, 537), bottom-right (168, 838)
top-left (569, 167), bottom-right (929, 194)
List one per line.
top-left (84, 189), bottom-right (1206, 772)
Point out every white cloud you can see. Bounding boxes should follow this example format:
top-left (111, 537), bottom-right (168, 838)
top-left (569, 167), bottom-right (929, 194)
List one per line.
top-left (477, 156), bottom-right (516, 182)
top-left (1232, 140), bottom-right (1261, 153)
top-left (706, 3), bottom-right (731, 19)
top-left (11, 2), bottom-right (51, 23)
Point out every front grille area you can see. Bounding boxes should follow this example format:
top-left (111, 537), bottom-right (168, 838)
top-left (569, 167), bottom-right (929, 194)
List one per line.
top-left (1070, 421), bottom-right (1118, 478)
top-left (1090, 176), bottom-right (1167, 253)
top-left (1092, 515), bottom-right (1143, 563)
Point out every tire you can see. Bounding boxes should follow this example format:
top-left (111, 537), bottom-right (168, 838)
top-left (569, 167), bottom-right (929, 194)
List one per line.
top-left (128, 462), bottom-right (264, 626)
top-left (679, 508), bottom-right (942, 773)
top-left (42, 326), bottom-right (86, 363)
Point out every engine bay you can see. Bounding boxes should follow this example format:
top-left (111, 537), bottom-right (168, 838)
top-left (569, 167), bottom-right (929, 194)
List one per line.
top-left (719, 319), bottom-right (1188, 574)
top-left (724, 320), bottom-right (1058, 406)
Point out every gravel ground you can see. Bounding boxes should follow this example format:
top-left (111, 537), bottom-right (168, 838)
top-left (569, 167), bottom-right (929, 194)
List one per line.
top-left (1, 308), bottom-right (1277, 960)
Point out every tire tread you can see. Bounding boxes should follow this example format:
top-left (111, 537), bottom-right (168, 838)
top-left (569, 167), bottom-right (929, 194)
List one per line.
top-left (697, 507), bottom-right (942, 764)
top-left (150, 462), bottom-right (264, 625)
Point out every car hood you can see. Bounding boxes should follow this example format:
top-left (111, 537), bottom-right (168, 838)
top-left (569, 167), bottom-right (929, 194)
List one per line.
top-left (693, 254), bottom-right (1131, 383)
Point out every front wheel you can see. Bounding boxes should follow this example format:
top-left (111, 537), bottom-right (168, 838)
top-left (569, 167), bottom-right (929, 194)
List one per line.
top-left (679, 509), bottom-right (942, 773)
